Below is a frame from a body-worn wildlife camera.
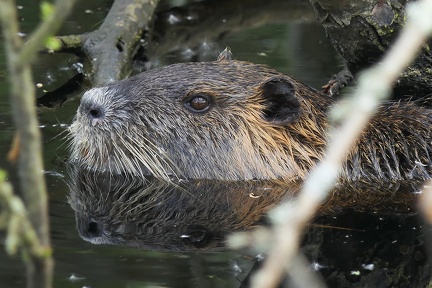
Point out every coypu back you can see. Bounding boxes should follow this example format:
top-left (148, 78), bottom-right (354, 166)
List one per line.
top-left (70, 60), bottom-right (330, 181)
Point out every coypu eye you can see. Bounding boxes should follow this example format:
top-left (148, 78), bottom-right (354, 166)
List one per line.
top-left (184, 94), bottom-right (212, 113)
top-left (190, 97), bottom-right (208, 110)
top-left (180, 225), bottom-right (213, 248)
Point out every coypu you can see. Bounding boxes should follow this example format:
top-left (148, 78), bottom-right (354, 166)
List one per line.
top-left (69, 59), bottom-right (432, 202)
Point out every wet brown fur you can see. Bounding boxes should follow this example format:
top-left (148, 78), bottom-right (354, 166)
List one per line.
top-left (70, 60), bottom-right (330, 180)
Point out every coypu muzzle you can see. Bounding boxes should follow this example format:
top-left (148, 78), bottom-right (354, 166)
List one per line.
top-left (80, 101), bottom-right (106, 127)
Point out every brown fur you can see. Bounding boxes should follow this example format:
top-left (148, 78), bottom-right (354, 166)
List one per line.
top-left (70, 60), bottom-right (330, 181)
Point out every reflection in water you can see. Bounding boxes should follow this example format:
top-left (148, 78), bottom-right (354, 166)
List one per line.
top-left (68, 166), bottom-right (420, 252)
top-left (241, 212), bottom-right (430, 287)
top-left (68, 167), bottom-right (430, 286)
top-left (67, 167), bottom-right (296, 251)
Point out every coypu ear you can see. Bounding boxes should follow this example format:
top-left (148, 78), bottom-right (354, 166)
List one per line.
top-left (260, 77), bottom-right (301, 125)
top-left (217, 47), bottom-right (233, 61)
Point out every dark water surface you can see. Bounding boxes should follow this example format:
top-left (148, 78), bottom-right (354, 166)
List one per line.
top-left (0, 0), bottom-right (429, 287)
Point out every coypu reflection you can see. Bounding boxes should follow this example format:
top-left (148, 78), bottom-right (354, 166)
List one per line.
top-left (68, 166), bottom-right (421, 251)
top-left (67, 167), bottom-right (295, 251)
top-left (68, 170), bottom-right (430, 287)
top-left (70, 60), bottom-right (432, 203)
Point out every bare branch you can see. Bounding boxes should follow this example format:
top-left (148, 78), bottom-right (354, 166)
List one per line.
top-left (18, 0), bottom-right (76, 66)
top-left (46, 33), bottom-right (90, 54)
top-left (0, 0), bottom-right (76, 287)
top-left (82, 0), bottom-right (160, 86)
top-left (419, 178), bottom-right (432, 223)
top-left (0, 172), bottom-right (51, 258)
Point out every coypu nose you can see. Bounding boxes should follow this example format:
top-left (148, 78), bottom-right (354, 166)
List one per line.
top-left (79, 87), bottom-right (109, 126)
top-left (82, 104), bottom-right (105, 127)
top-left (89, 107), bottom-right (103, 119)
top-left (85, 219), bottom-right (103, 238)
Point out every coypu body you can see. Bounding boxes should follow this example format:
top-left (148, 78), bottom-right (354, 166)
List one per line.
top-left (70, 60), bottom-right (432, 196)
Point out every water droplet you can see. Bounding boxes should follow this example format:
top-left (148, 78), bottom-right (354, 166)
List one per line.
top-left (311, 262), bottom-right (326, 271)
top-left (361, 263), bottom-right (374, 271)
top-left (67, 273), bottom-right (85, 282)
top-left (167, 14), bottom-right (181, 25)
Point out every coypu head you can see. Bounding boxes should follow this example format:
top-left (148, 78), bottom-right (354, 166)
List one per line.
top-left (70, 60), bottom-right (330, 180)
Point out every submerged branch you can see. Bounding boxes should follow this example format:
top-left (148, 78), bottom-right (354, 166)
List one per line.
top-left (48, 33), bottom-right (90, 54)
top-left (146, 0), bottom-right (314, 61)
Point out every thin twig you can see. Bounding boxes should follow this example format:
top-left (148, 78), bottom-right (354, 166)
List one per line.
top-left (419, 180), bottom-right (432, 223)
top-left (18, 0), bottom-right (76, 66)
top-left (0, 173), bottom-right (50, 258)
top-left (0, 0), bottom-right (76, 287)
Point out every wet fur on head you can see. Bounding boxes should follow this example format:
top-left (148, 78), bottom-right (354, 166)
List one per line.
top-left (70, 60), bottom-right (329, 181)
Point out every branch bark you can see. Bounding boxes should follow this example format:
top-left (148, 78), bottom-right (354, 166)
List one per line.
top-left (310, 0), bottom-right (432, 98)
top-left (82, 0), bottom-right (160, 86)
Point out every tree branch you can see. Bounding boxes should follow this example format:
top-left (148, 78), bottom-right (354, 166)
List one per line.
top-left (0, 172), bottom-right (50, 258)
top-left (82, 0), bottom-right (160, 86)
top-left (0, 0), bottom-right (76, 287)
top-left (18, 0), bottom-right (76, 66)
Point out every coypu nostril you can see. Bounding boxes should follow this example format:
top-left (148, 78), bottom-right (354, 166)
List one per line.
top-left (87, 106), bottom-right (104, 119)
top-left (89, 108), bottom-right (103, 119)
top-left (84, 105), bottom-right (105, 126)
top-left (86, 220), bottom-right (102, 237)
